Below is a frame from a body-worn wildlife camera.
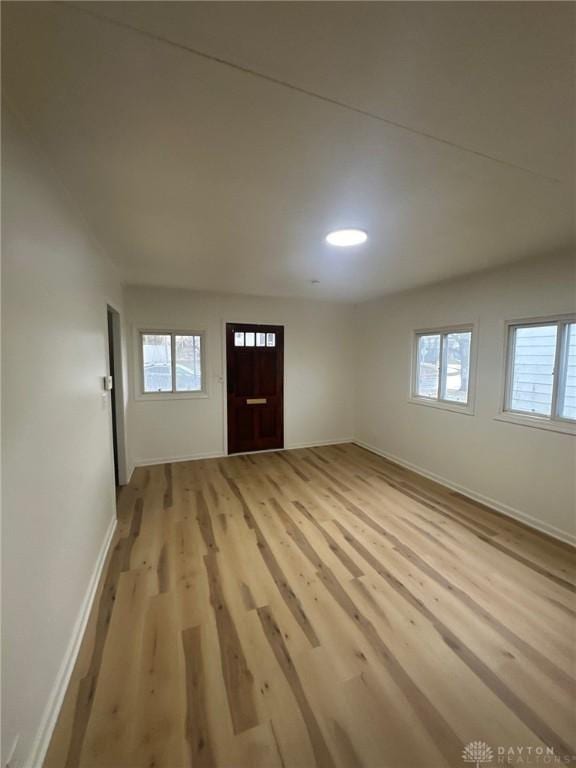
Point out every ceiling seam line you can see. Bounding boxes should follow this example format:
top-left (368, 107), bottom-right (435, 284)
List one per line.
top-left (64, 2), bottom-right (560, 184)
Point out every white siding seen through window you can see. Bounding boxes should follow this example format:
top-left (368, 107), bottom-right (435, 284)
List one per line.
top-left (505, 317), bottom-right (575, 425)
top-left (559, 323), bottom-right (576, 420)
top-left (509, 325), bottom-right (557, 416)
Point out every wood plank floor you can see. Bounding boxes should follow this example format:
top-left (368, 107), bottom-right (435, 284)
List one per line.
top-left (45, 444), bottom-right (576, 768)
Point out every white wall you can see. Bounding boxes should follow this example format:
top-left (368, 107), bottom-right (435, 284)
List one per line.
top-left (1, 106), bottom-right (573, 768)
top-left (125, 286), bottom-right (355, 465)
top-left (1, 110), bottom-right (124, 766)
top-left (354, 254), bottom-right (576, 543)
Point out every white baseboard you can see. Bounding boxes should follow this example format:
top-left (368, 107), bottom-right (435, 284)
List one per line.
top-left (125, 460), bottom-right (136, 486)
top-left (353, 440), bottom-right (576, 547)
top-left (25, 515), bottom-right (118, 768)
top-left (286, 438), bottom-right (353, 451)
top-left (132, 439), bottom-right (353, 468)
top-left (133, 450), bottom-right (224, 467)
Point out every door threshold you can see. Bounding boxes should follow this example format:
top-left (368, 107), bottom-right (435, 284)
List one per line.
top-left (228, 446), bottom-right (285, 457)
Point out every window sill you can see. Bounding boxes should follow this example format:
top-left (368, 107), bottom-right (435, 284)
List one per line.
top-left (494, 412), bottom-right (576, 436)
top-left (408, 397), bottom-right (474, 416)
top-left (135, 391), bottom-right (209, 402)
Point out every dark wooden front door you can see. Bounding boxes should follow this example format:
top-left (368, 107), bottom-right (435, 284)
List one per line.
top-left (226, 323), bottom-right (284, 454)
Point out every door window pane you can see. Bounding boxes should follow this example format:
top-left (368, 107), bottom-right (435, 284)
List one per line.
top-left (266, 333), bottom-right (276, 347)
top-left (443, 331), bottom-right (472, 403)
top-left (559, 323), bottom-right (576, 420)
top-left (234, 332), bottom-right (244, 347)
top-left (256, 332), bottom-right (266, 347)
top-left (175, 335), bottom-right (202, 391)
top-left (142, 334), bottom-right (172, 392)
top-left (245, 332), bottom-right (255, 347)
top-left (510, 324), bottom-right (557, 416)
top-left (416, 335), bottom-right (440, 398)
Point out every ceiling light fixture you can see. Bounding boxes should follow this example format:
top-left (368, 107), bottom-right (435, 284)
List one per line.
top-left (325, 228), bottom-right (368, 247)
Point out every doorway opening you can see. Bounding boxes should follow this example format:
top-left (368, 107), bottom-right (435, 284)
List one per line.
top-left (107, 305), bottom-right (126, 488)
top-left (226, 323), bottom-right (284, 454)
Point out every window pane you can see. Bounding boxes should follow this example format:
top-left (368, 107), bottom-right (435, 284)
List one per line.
top-left (245, 332), bottom-right (255, 347)
top-left (416, 335), bottom-right (440, 398)
top-left (175, 335), bottom-right (202, 391)
top-left (256, 332), bottom-right (266, 347)
top-left (559, 323), bottom-right (576, 420)
top-left (266, 333), bottom-right (276, 347)
top-left (234, 332), bottom-right (244, 347)
top-left (443, 331), bottom-right (471, 403)
top-left (510, 324), bottom-right (557, 416)
top-left (142, 334), bottom-right (172, 392)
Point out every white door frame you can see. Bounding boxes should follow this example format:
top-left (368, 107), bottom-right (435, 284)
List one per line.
top-left (106, 302), bottom-right (129, 486)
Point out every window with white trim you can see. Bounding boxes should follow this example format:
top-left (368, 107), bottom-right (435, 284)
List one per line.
top-left (140, 331), bottom-right (205, 394)
top-left (412, 327), bottom-right (473, 408)
top-left (504, 317), bottom-right (575, 424)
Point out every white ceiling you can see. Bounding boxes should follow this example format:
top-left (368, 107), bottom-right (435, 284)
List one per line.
top-left (3, 1), bottom-right (574, 301)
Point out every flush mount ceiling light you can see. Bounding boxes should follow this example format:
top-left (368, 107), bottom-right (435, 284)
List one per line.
top-left (325, 228), bottom-right (368, 247)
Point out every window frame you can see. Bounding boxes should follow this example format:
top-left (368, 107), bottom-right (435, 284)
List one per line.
top-left (498, 314), bottom-right (576, 435)
top-left (409, 323), bottom-right (477, 415)
top-left (136, 328), bottom-right (208, 401)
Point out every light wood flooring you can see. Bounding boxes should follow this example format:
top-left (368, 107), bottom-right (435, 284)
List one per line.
top-left (45, 444), bottom-right (576, 768)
